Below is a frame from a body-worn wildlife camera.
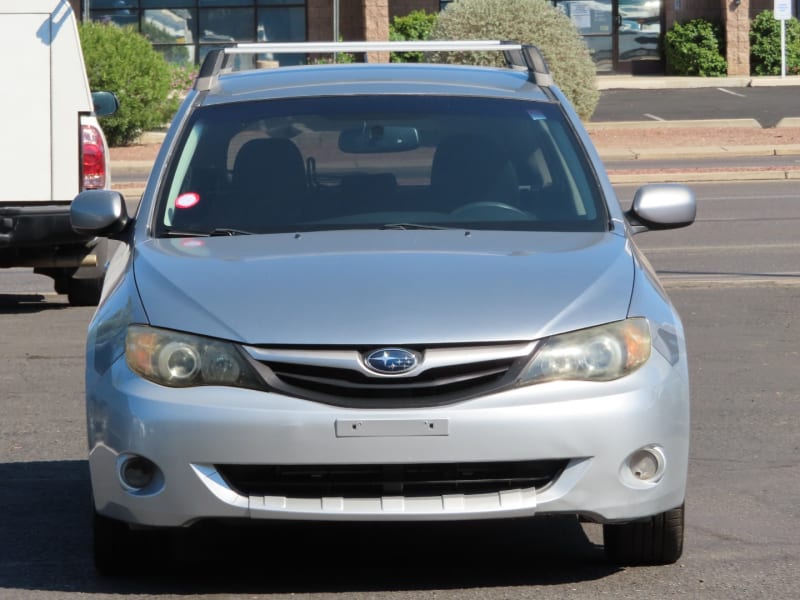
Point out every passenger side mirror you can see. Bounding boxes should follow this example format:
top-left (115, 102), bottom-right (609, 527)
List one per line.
top-left (625, 184), bottom-right (696, 234)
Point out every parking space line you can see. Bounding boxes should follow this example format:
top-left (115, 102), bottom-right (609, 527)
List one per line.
top-left (717, 88), bottom-right (747, 98)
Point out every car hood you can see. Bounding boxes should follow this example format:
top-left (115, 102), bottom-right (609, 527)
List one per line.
top-left (133, 230), bottom-right (633, 346)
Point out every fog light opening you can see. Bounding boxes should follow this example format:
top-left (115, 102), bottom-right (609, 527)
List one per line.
top-left (120, 455), bottom-right (157, 490)
top-left (627, 446), bottom-right (665, 483)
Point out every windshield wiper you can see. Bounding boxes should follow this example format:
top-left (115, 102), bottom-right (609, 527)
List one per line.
top-left (379, 223), bottom-right (449, 230)
top-left (207, 228), bottom-right (253, 236)
top-left (164, 227), bottom-right (254, 237)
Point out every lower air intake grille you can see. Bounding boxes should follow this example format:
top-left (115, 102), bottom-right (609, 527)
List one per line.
top-left (216, 460), bottom-right (568, 498)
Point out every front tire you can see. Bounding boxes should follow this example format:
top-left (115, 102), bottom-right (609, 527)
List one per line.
top-left (603, 503), bottom-right (684, 565)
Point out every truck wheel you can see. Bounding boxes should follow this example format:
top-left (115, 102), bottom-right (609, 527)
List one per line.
top-left (67, 277), bottom-right (103, 306)
top-left (603, 503), bottom-right (684, 565)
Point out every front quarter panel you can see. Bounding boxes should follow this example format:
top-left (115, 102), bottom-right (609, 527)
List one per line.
top-left (85, 244), bottom-right (148, 449)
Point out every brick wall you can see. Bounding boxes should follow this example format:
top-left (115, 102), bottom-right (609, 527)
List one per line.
top-left (363, 0), bottom-right (390, 62)
top-left (725, 0), bottom-right (751, 75)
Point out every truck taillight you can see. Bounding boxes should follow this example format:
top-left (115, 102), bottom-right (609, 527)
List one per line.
top-left (81, 123), bottom-right (107, 190)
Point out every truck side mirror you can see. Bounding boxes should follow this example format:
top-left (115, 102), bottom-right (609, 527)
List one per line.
top-left (91, 91), bottom-right (119, 117)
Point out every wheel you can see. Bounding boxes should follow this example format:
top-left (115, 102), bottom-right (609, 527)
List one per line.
top-left (67, 277), bottom-right (103, 306)
top-left (450, 201), bottom-right (529, 218)
top-left (93, 511), bottom-right (139, 576)
top-left (53, 277), bottom-right (69, 295)
top-left (603, 503), bottom-right (684, 565)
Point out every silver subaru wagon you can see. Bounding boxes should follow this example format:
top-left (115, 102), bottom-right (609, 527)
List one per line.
top-left (72, 41), bottom-right (695, 575)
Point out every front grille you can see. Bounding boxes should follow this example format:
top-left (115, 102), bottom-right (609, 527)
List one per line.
top-left (245, 342), bottom-right (536, 407)
top-left (269, 359), bottom-right (512, 398)
top-left (216, 460), bottom-right (568, 498)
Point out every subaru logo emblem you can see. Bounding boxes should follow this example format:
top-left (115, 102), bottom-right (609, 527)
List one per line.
top-left (365, 348), bottom-right (418, 374)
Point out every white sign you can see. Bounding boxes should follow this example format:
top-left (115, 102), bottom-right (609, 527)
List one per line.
top-left (774, 0), bottom-right (792, 20)
top-left (569, 3), bottom-right (592, 30)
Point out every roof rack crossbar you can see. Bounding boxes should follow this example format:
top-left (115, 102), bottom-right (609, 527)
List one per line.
top-left (194, 40), bottom-right (552, 91)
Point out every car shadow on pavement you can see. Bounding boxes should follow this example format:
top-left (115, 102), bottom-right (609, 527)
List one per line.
top-left (0, 294), bottom-right (70, 314)
top-left (0, 460), bottom-right (620, 594)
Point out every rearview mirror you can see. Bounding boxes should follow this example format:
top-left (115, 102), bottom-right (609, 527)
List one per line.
top-left (338, 125), bottom-right (420, 153)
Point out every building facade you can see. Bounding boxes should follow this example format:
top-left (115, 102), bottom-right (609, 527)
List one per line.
top-left (71, 0), bottom-right (795, 75)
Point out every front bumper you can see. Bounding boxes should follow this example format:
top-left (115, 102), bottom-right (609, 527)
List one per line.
top-left (88, 352), bottom-right (689, 528)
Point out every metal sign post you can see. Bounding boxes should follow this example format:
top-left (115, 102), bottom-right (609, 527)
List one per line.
top-left (774, 0), bottom-right (792, 78)
top-left (333, 0), bottom-right (340, 62)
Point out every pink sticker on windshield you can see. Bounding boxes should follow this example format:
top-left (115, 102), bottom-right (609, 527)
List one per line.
top-left (175, 192), bottom-right (200, 209)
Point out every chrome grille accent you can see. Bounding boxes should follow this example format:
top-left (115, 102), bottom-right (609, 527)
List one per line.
top-left (243, 342), bottom-right (537, 406)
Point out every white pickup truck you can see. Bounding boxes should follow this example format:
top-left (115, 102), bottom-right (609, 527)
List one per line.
top-left (0, 0), bottom-right (117, 305)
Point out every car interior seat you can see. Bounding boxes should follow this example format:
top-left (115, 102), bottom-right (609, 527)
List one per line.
top-left (230, 137), bottom-right (308, 229)
top-left (430, 135), bottom-right (520, 215)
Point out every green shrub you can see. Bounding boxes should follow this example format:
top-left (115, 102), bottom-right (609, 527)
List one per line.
top-left (664, 19), bottom-right (727, 76)
top-left (428, 0), bottom-right (598, 120)
top-left (79, 21), bottom-right (180, 146)
top-left (389, 10), bottom-right (438, 62)
top-left (750, 10), bottom-right (800, 75)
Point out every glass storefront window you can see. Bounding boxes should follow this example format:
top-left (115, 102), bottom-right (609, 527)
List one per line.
top-left (91, 2), bottom-right (307, 65)
top-left (558, 0), bottom-right (613, 35)
top-left (142, 0), bottom-right (195, 7)
top-left (143, 9), bottom-right (196, 44)
top-left (257, 7), bottom-right (304, 42)
top-left (90, 10), bottom-right (139, 27)
top-left (92, 0), bottom-right (139, 8)
top-left (199, 0), bottom-right (253, 6)
top-left (618, 0), bottom-right (661, 61)
top-left (200, 8), bottom-right (255, 43)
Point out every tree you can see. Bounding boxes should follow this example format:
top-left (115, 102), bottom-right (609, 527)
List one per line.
top-left (429, 0), bottom-right (599, 119)
top-left (79, 21), bottom-right (181, 146)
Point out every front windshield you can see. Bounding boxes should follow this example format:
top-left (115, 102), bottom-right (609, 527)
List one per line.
top-left (155, 95), bottom-right (606, 236)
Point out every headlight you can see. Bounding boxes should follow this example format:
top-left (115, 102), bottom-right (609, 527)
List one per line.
top-left (520, 318), bottom-right (651, 385)
top-left (126, 325), bottom-right (262, 389)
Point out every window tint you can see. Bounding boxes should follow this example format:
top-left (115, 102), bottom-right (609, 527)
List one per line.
top-left (156, 96), bottom-right (606, 236)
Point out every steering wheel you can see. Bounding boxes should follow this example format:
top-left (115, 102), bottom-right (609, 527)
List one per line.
top-left (450, 201), bottom-right (529, 218)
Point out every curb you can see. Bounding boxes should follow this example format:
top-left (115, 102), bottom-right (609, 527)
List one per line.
top-left (608, 169), bottom-right (800, 184)
top-left (595, 75), bottom-right (800, 90)
top-left (598, 144), bottom-right (800, 161)
top-left (586, 118), bottom-right (763, 130)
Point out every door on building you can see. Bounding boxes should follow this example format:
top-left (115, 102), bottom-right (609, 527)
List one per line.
top-left (555, 0), bottom-right (664, 73)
